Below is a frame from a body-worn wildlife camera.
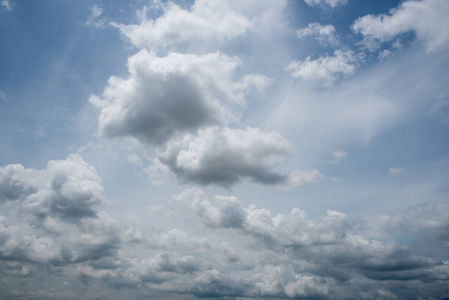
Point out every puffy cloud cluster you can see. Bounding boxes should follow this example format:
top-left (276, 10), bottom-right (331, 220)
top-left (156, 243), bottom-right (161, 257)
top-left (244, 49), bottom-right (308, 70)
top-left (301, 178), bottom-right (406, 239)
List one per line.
top-left (352, 0), bottom-right (449, 51)
top-left (0, 154), bottom-right (105, 219)
top-left (286, 50), bottom-right (357, 86)
top-left (171, 188), bottom-right (449, 298)
top-left (90, 50), bottom-right (270, 147)
top-left (160, 127), bottom-right (323, 188)
top-left (0, 155), bottom-right (120, 266)
top-left (1, 160), bottom-right (448, 299)
top-left (113, 0), bottom-right (251, 48)
top-left (89, 0), bottom-right (322, 190)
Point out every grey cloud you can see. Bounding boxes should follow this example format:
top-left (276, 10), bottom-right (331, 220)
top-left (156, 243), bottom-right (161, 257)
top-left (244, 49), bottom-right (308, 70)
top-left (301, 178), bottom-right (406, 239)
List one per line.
top-left (173, 189), bottom-right (449, 298)
top-left (377, 201), bottom-right (449, 256)
top-left (0, 164), bottom-right (36, 202)
top-left (0, 155), bottom-right (121, 268)
top-left (91, 50), bottom-right (270, 147)
top-left (1, 157), bottom-right (448, 300)
top-left (150, 253), bottom-right (202, 274)
top-left (0, 154), bottom-right (105, 220)
top-left (161, 127), bottom-right (323, 188)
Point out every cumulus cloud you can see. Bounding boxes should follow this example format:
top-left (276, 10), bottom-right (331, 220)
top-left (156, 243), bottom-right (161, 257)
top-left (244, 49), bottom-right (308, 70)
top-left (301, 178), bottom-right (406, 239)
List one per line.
top-left (2, 172), bottom-right (449, 299)
top-left (173, 189), bottom-right (449, 298)
top-left (160, 127), bottom-right (323, 188)
top-left (286, 50), bottom-right (357, 86)
top-left (297, 23), bottom-right (339, 46)
top-left (113, 0), bottom-right (251, 48)
top-left (90, 50), bottom-right (270, 146)
top-left (352, 0), bottom-right (449, 51)
top-left (305, 0), bottom-right (347, 9)
top-left (0, 154), bottom-right (105, 219)
top-left (0, 155), bottom-right (121, 266)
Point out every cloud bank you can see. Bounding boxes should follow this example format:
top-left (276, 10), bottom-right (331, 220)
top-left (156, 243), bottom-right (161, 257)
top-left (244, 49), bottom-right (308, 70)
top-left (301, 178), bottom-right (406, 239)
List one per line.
top-left (2, 160), bottom-right (447, 299)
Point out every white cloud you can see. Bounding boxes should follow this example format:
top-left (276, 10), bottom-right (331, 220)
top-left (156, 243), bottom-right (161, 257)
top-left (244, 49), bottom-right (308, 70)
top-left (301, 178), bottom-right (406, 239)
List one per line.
top-left (304, 0), bottom-right (347, 9)
top-left (1, 0), bottom-right (11, 11)
top-left (161, 127), bottom-right (323, 188)
top-left (333, 150), bottom-right (347, 158)
top-left (286, 50), bottom-right (357, 86)
top-left (173, 189), bottom-right (449, 295)
top-left (86, 4), bottom-right (107, 28)
top-left (0, 155), bottom-right (122, 265)
top-left (90, 50), bottom-right (270, 146)
top-left (352, 0), bottom-right (449, 51)
top-left (0, 154), bottom-right (106, 218)
top-left (113, 0), bottom-right (251, 48)
top-left (297, 23), bottom-right (339, 46)
top-left (389, 167), bottom-right (405, 175)
top-left (277, 169), bottom-right (324, 190)
top-left (2, 171), bottom-right (449, 299)
top-left (143, 158), bottom-right (173, 185)
top-left (330, 149), bottom-right (347, 164)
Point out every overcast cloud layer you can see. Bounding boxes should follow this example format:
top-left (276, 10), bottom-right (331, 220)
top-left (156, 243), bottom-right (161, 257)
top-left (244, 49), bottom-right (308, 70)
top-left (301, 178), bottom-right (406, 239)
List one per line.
top-left (1, 0), bottom-right (449, 299)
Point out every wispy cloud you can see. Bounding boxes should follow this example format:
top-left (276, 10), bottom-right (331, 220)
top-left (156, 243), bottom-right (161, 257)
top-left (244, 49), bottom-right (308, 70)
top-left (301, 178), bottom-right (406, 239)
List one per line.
top-left (1, 0), bottom-right (11, 11)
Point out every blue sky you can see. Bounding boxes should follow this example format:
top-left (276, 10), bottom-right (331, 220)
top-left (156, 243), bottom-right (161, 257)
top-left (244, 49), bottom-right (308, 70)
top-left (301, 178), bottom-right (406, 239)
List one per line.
top-left (1, 0), bottom-right (449, 299)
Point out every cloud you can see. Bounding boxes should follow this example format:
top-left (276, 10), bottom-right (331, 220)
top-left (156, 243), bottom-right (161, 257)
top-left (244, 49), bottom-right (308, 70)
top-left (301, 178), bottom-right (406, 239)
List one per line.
top-left (113, 0), bottom-right (251, 48)
top-left (1, 0), bottom-right (11, 11)
top-left (333, 150), bottom-right (347, 158)
top-left (173, 189), bottom-right (449, 297)
top-left (86, 4), bottom-right (107, 28)
top-left (389, 167), bottom-right (405, 175)
top-left (380, 201), bottom-right (449, 253)
top-left (0, 155), bottom-right (122, 266)
top-left (297, 23), bottom-right (339, 46)
top-left (286, 50), bottom-right (357, 86)
top-left (330, 149), bottom-right (347, 164)
top-left (174, 189), bottom-right (246, 229)
top-left (304, 0), bottom-right (347, 9)
top-left (0, 154), bottom-right (105, 219)
top-left (90, 50), bottom-right (270, 146)
top-left (2, 176), bottom-right (449, 299)
top-left (160, 127), bottom-right (323, 188)
top-left (0, 90), bottom-right (6, 101)
top-left (352, 0), bottom-right (449, 51)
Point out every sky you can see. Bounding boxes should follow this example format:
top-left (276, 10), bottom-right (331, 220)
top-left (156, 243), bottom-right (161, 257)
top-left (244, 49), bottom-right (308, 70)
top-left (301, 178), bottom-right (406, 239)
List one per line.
top-left (0, 0), bottom-right (449, 299)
